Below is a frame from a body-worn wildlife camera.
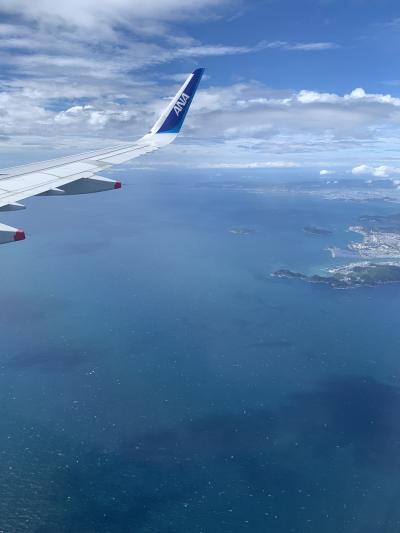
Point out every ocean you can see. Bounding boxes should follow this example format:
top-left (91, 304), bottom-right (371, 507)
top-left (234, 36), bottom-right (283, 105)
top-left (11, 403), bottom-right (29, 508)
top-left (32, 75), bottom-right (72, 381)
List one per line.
top-left (1, 172), bottom-right (400, 532)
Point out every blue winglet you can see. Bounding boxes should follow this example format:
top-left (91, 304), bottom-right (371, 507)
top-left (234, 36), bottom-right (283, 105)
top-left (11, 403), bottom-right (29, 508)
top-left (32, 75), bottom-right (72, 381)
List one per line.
top-left (156, 68), bottom-right (205, 134)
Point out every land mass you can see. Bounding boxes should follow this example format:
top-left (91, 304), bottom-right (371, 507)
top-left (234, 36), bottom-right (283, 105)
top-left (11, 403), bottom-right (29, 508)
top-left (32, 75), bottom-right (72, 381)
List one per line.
top-left (348, 225), bottom-right (400, 258)
top-left (272, 262), bottom-right (400, 289)
top-left (326, 213), bottom-right (400, 259)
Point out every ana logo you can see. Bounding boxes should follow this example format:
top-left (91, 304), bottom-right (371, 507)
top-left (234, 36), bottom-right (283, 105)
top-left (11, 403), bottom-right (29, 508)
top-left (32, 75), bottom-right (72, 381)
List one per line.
top-left (174, 93), bottom-right (190, 116)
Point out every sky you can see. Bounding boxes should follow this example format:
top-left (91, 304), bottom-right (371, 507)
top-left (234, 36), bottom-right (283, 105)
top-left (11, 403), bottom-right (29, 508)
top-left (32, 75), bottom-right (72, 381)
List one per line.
top-left (1, 0), bottom-right (400, 178)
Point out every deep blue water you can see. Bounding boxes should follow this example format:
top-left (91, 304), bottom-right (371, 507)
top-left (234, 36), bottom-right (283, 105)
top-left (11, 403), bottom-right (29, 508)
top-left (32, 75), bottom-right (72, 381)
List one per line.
top-left (1, 174), bottom-right (400, 532)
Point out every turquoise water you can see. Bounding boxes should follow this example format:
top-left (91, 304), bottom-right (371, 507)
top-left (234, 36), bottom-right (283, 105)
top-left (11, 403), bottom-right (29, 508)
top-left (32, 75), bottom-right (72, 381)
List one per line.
top-left (1, 175), bottom-right (400, 531)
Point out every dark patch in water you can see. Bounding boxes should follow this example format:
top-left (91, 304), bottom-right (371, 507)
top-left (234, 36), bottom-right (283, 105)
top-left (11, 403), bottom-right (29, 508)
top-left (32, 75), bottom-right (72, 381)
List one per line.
top-left (4, 347), bottom-right (90, 372)
top-left (3, 375), bottom-right (400, 532)
top-left (53, 451), bottom-right (186, 532)
top-left (284, 376), bottom-right (400, 469)
top-left (55, 240), bottom-right (109, 256)
top-left (0, 294), bottom-right (68, 324)
top-left (119, 376), bottom-right (400, 474)
top-left (125, 411), bottom-right (278, 463)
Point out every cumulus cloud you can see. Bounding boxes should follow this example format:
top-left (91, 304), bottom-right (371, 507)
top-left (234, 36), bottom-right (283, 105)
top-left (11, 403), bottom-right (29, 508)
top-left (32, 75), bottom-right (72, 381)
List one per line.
top-left (351, 165), bottom-right (400, 178)
top-left (292, 87), bottom-right (400, 106)
top-left (54, 105), bottom-right (132, 128)
top-left (190, 83), bottom-right (400, 147)
top-left (320, 169), bottom-right (336, 176)
top-left (170, 82), bottom-right (400, 168)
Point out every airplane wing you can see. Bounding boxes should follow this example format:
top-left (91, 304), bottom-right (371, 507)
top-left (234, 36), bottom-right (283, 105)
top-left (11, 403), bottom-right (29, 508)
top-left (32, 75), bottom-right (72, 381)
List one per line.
top-left (0, 67), bottom-right (205, 244)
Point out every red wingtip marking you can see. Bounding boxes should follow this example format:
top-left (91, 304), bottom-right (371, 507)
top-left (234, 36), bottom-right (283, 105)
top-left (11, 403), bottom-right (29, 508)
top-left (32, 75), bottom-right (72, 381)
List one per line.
top-left (114, 181), bottom-right (122, 189)
top-left (14, 230), bottom-right (26, 242)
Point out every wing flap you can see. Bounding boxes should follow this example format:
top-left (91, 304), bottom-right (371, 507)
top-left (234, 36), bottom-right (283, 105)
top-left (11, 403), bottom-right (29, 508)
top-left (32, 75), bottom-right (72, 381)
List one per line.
top-left (0, 172), bottom-right (93, 206)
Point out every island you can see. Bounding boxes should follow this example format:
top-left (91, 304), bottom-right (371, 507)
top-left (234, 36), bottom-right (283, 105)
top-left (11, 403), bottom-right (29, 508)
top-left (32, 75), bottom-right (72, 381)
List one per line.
top-left (272, 262), bottom-right (400, 289)
top-left (303, 226), bottom-right (333, 236)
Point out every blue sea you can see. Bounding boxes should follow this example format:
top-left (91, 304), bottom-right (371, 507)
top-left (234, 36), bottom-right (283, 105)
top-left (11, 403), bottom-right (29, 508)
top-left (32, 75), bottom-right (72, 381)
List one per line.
top-left (1, 172), bottom-right (400, 532)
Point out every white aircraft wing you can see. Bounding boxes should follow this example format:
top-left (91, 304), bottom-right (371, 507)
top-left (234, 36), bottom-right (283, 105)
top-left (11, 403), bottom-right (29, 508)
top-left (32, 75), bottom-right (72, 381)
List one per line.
top-left (0, 68), bottom-right (205, 244)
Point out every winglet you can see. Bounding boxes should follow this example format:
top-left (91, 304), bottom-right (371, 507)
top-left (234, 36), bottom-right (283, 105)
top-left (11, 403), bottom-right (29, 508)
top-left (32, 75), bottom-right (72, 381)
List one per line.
top-left (150, 68), bottom-right (205, 135)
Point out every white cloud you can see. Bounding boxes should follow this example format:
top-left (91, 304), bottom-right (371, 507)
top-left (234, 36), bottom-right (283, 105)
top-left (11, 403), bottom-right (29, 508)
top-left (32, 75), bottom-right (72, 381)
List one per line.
top-left (190, 83), bottom-right (400, 146)
top-left (0, 0), bottom-right (230, 31)
top-left (294, 87), bottom-right (400, 106)
top-left (320, 169), bottom-right (336, 176)
top-left (204, 161), bottom-right (300, 169)
top-left (296, 90), bottom-right (339, 104)
top-left (265, 41), bottom-right (338, 52)
top-left (285, 42), bottom-right (338, 51)
top-left (351, 165), bottom-right (400, 178)
top-left (54, 105), bottom-right (131, 128)
top-left (351, 164), bottom-right (373, 175)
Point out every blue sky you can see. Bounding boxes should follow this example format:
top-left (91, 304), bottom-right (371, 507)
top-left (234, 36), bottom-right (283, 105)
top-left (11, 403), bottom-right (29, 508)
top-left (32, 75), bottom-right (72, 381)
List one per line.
top-left (1, 0), bottom-right (400, 179)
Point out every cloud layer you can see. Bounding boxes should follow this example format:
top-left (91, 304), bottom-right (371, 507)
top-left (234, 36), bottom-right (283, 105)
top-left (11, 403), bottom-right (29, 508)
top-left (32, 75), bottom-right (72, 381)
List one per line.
top-left (0, 0), bottom-right (229, 30)
top-left (0, 1), bottom-right (396, 174)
